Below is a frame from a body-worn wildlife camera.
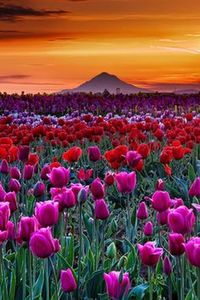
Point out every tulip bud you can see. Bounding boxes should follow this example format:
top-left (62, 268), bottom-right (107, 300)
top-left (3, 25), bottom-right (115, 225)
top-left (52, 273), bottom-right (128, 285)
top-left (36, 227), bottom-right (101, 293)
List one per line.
top-left (23, 164), bottom-right (34, 180)
top-left (143, 221), bottom-right (153, 236)
top-left (60, 269), bottom-right (77, 293)
top-left (41, 164), bottom-right (51, 180)
top-left (88, 146), bottom-right (101, 162)
top-left (10, 167), bottom-right (21, 180)
top-left (106, 242), bottom-right (117, 259)
top-left (155, 179), bottom-right (165, 191)
top-left (163, 256), bottom-right (172, 276)
top-left (95, 199), bottom-right (110, 220)
top-left (0, 159), bottom-right (9, 174)
top-left (9, 178), bottom-right (21, 193)
top-left (189, 177), bottom-right (200, 197)
top-left (18, 145), bottom-right (30, 162)
top-left (33, 181), bottom-right (46, 197)
top-left (4, 191), bottom-right (17, 212)
top-left (104, 172), bottom-right (115, 186)
top-left (91, 178), bottom-right (105, 200)
top-left (7, 221), bottom-right (15, 240)
top-left (137, 202), bottom-right (148, 220)
top-left (78, 188), bottom-right (88, 204)
top-left (35, 201), bottom-right (59, 227)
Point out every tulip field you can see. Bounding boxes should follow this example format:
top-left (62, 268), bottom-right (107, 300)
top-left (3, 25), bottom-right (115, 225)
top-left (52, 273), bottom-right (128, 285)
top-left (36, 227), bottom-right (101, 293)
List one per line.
top-left (0, 92), bottom-right (200, 300)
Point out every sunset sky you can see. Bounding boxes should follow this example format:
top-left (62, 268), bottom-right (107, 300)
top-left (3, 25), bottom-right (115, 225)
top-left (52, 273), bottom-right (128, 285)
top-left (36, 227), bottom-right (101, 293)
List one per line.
top-left (0, 0), bottom-right (200, 93)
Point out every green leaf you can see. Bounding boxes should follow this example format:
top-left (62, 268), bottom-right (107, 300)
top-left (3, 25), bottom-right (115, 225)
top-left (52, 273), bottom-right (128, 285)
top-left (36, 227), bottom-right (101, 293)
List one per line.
top-left (86, 270), bottom-right (105, 298)
top-left (188, 164), bottom-right (196, 182)
top-left (33, 268), bottom-right (44, 299)
top-left (9, 268), bottom-right (16, 300)
top-left (128, 283), bottom-right (148, 299)
top-left (65, 236), bottom-right (74, 266)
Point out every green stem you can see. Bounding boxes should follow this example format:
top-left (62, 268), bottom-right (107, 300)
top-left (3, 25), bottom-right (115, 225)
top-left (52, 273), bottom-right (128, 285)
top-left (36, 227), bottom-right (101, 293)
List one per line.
top-left (28, 250), bottom-right (33, 300)
top-left (148, 267), bottom-right (153, 300)
top-left (49, 257), bottom-right (59, 299)
top-left (0, 246), bottom-right (8, 299)
top-left (45, 259), bottom-right (50, 300)
top-left (77, 203), bottom-right (83, 299)
top-left (22, 248), bottom-right (26, 300)
top-left (102, 221), bottom-right (105, 268)
top-left (126, 195), bottom-right (132, 242)
top-left (95, 219), bottom-right (99, 270)
top-left (197, 267), bottom-right (200, 299)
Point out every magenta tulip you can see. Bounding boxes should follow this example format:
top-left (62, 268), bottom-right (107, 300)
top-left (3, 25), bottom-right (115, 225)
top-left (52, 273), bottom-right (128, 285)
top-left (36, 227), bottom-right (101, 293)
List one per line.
top-left (88, 146), bottom-right (101, 162)
top-left (10, 167), bottom-right (21, 180)
top-left (126, 150), bottom-right (141, 167)
top-left (4, 191), bottom-right (17, 212)
top-left (35, 201), bottom-right (59, 227)
top-left (29, 227), bottom-right (60, 258)
top-left (91, 178), bottom-right (105, 200)
top-left (0, 159), bottom-right (9, 174)
top-left (168, 233), bottom-right (185, 256)
top-left (48, 167), bottom-right (70, 187)
top-left (168, 205), bottom-right (195, 234)
top-left (137, 202), bottom-right (148, 220)
top-left (152, 191), bottom-right (171, 212)
top-left (163, 256), bottom-right (172, 275)
top-left (18, 216), bottom-right (38, 242)
top-left (185, 237), bottom-right (200, 268)
top-left (23, 164), bottom-right (34, 180)
top-left (9, 178), bottom-right (21, 193)
top-left (157, 209), bottom-right (170, 225)
top-left (54, 189), bottom-right (76, 211)
top-left (143, 221), bottom-right (153, 236)
top-left (138, 241), bottom-right (163, 266)
top-left (189, 177), bottom-right (200, 198)
top-left (95, 199), bottom-right (110, 220)
top-left (60, 269), bottom-right (77, 293)
top-left (0, 202), bottom-right (10, 231)
top-left (115, 171), bottom-right (136, 194)
top-left (104, 271), bottom-right (131, 300)
top-left (33, 181), bottom-right (46, 197)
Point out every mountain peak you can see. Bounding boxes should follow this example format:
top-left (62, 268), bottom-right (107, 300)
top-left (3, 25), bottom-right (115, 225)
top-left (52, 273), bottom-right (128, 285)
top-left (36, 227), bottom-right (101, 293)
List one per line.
top-left (60, 72), bottom-right (150, 94)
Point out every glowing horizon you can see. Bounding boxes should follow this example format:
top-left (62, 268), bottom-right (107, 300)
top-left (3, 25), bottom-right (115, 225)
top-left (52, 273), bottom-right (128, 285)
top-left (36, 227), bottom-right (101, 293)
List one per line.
top-left (0, 0), bottom-right (200, 93)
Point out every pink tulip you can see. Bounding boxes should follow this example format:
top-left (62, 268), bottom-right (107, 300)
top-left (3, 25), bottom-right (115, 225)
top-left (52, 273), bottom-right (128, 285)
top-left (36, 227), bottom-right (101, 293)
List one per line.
top-left (137, 202), bottom-right (148, 220)
top-left (189, 177), bottom-right (200, 198)
top-left (23, 164), bottom-right (34, 180)
top-left (126, 150), bottom-right (141, 167)
top-left (40, 164), bottom-right (51, 180)
top-left (17, 216), bottom-right (38, 242)
top-left (115, 171), bottom-right (136, 194)
top-left (152, 191), bottom-right (171, 212)
top-left (54, 189), bottom-right (76, 211)
top-left (138, 241), bottom-right (163, 266)
top-left (60, 269), bottom-right (77, 293)
top-left (157, 209), bottom-right (170, 225)
top-left (0, 159), bottom-right (9, 174)
top-left (0, 202), bottom-right (10, 231)
top-left (88, 146), bottom-right (101, 162)
top-left (48, 167), bottom-right (70, 187)
top-left (35, 201), bottom-right (59, 227)
top-left (91, 178), bottom-right (105, 199)
top-left (168, 205), bottom-right (195, 234)
top-left (18, 145), bottom-right (30, 162)
top-left (104, 271), bottom-right (131, 300)
top-left (70, 183), bottom-right (83, 202)
top-left (0, 184), bottom-right (6, 201)
top-left (95, 199), bottom-right (110, 220)
top-left (0, 230), bottom-right (8, 244)
top-left (155, 179), bottom-right (165, 191)
top-left (7, 221), bottom-right (15, 240)
top-left (9, 178), bottom-right (21, 193)
top-left (163, 256), bottom-right (172, 275)
top-left (30, 227), bottom-right (60, 258)
top-left (168, 233), bottom-right (185, 256)
top-left (10, 167), bottom-right (21, 180)
top-left (4, 191), bottom-right (17, 212)
top-left (185, 237), bottom-right (200, 268)
top-left (143, 221), bottom-right (153, 236)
